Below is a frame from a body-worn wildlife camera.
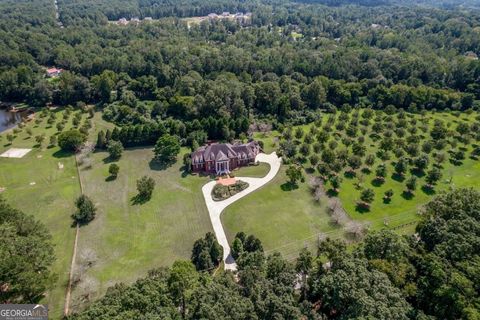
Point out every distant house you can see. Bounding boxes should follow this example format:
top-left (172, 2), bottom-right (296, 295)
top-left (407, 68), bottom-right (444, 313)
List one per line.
top-left (191, 141), bottom-right (261, 175)
top-left (465, 51), bottom-right (478, 60)
top-left (208, 13), bottom-right (218, 20)
top-left (222, 12), bottom-right (230, 17)
top-left (46, 67), bottom-right (63, 77)
top-left (118, 18), bottom-right (128, 25)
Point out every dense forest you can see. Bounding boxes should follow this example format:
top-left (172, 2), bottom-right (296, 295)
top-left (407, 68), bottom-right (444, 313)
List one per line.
top-left (2, 0), bottom-right (480, 145)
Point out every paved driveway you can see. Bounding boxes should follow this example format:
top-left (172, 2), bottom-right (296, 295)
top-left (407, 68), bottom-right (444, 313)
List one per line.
top-left (202, 152), bottom-right (281, 271)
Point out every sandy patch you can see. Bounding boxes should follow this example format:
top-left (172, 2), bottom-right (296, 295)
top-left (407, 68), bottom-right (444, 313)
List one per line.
top-left (29, 182), bottom-right (36, 186)
top-left (0, 148), bottom-right (31, 158)
top-left (58, 162), bottom-right (64, 169)
top-left (0, 187), bottom-right (5, 193)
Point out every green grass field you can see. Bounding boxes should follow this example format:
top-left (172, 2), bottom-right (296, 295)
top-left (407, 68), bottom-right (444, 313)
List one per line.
top-left (0, 108), bottom-right (88, 319)
top-left (71, 147), bottom-right (214, 311)
top-left (233, 162), bottom-right (270, 178)
top-left (222, 166), bottom-right (339, 261)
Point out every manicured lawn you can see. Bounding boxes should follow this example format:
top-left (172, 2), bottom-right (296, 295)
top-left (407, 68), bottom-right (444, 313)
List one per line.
top-left (0, 108), bottom-right (87, 319)
top-left (222, 166), bottom-right (338, 261)
top-left (233, 162), bottom-right (270, 178)
top-left (71, 148), bottom-right (213, 310)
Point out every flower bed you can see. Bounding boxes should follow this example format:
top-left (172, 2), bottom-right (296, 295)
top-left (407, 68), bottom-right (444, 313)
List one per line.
top-left (211, 180), bottom-right (249, 201)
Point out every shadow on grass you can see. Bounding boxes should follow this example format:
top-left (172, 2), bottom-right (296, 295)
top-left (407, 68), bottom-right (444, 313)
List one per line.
top-left (326, 189), bottom-right (339, 197)
top-left (105, 175), bottom-right (116, 182)
top-left (131, 194), bottom-right (151, 205)
top-left (410, 168), bottom-right (425, 178)
top-left (392, 173), bottom-right (405, 182)
top-left (280, 182), bottom-right (299, 191)
top-left (344, 171), bottom-right (356, 179)
top-left (355, 205), bottom-right (371, 214)
top-left (449, 159), bottom-right (463, 166)
top-left (178, 165), bottom-right (193, 178)
top-left (102, 156), bottom-right (120, 164)
top-left (401, 191), bottom-right (415, 200)
top-left (371, 178), bottom-right (385, 187)
top-left (305, 167), bottom-right (315, 174)
top-left (361, 168), bottom-right (371, 175)
top-left (52, 149), bottom-right (73, 158)
top-left (149, 159), bottom-right (175, 171)
top-left (421, 185), bottom-right (436, 195)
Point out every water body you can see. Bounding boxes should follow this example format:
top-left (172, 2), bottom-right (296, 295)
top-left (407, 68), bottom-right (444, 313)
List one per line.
top-left (0, 109), bottom-right (22, 133)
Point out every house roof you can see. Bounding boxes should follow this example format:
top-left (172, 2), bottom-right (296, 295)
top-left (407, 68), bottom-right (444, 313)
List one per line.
top-left (46, 67), bottom-right (62, 74)
top-left (191, 141), bottom-right (259, 164)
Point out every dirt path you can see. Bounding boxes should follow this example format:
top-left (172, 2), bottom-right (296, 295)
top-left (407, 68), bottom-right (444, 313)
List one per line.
top-left (202, 152), bottom-right (282, 271)
top-left (63, 151), bottom-right (84, 316)
top-left (53, 0), bottom-right (63, 27)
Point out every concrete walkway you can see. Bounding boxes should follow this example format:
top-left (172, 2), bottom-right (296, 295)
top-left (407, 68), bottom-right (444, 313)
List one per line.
top-left (202, 152), bottom-right (281, 271)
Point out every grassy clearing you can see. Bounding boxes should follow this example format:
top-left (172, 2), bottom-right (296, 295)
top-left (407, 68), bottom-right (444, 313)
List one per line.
top-left (71, 148), bottom-right (213, 311)
top-left (0, 108), bottom-right (88, 319)
top-left (222, 166), bottom-right (337, 261)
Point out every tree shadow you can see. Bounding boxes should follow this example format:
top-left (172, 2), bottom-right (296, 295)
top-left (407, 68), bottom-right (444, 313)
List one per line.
top-left (410, 168), bottom-right (425, 178)
top-left (105, 175), bottom-right (116, 182)
top-left (421, 185), bottom-right (436, 195)
top-left (383, 197), bottom-right (392, 204)
top-left (371, 178), bottom-right (385, 187)
top-left (102, 154), bottom-right (120, 164)
top-left (53, 149), bottom-right (73, 158)
top-left (344, 171), bottom-right (356, 179)
top-left (305, 167), bottom-right (315, 174)
top-left (281, 182), bottom-right (298, 191)
top-left (149, 159), bottom-right (174, 171)
top-left (391, 173), bottom-right (405, 182)
top-left (361, 167), bottom-right (371, 175)
top-left (326, 189), bottom-right (339, 197)
top-left (449, 159), bottom-right (463, 166)
top-left (131, 194), bottom-right (150, 205)
top-left (401, 191), bottom-right (415, 200)
top-left (355, 204), bottom-right (370, 213)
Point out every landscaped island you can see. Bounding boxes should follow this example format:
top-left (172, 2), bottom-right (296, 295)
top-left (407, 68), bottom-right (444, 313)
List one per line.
top-left (211, 179), bottom-right (249, 201)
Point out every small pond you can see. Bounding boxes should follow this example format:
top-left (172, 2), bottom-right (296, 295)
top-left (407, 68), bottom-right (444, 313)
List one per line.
top-left (0, 109), bottom-right (23, 133)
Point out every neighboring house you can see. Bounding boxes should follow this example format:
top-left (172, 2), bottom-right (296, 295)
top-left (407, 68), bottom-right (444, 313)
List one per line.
top-left (191, 141), bottom-right (261, 174)
top-left (46, 67), bottom-right (63, 77)
top-left (118, 18), bottom-right (128, 25)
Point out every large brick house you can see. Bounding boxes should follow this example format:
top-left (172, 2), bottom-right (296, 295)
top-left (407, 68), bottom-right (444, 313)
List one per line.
top-left (191, 141), bottom-right (261, 174)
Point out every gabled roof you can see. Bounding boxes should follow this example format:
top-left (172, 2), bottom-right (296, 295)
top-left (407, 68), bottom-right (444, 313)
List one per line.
top-left (191, 141), bottom-right (260, 164)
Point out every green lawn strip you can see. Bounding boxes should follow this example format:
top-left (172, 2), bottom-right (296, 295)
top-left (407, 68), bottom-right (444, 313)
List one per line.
top-left (222, 166), bottom-right (338, 261)
top-left (71, 148), bottom-right (213, 309)
top-left (232, 162), bottom-right (270, 178)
